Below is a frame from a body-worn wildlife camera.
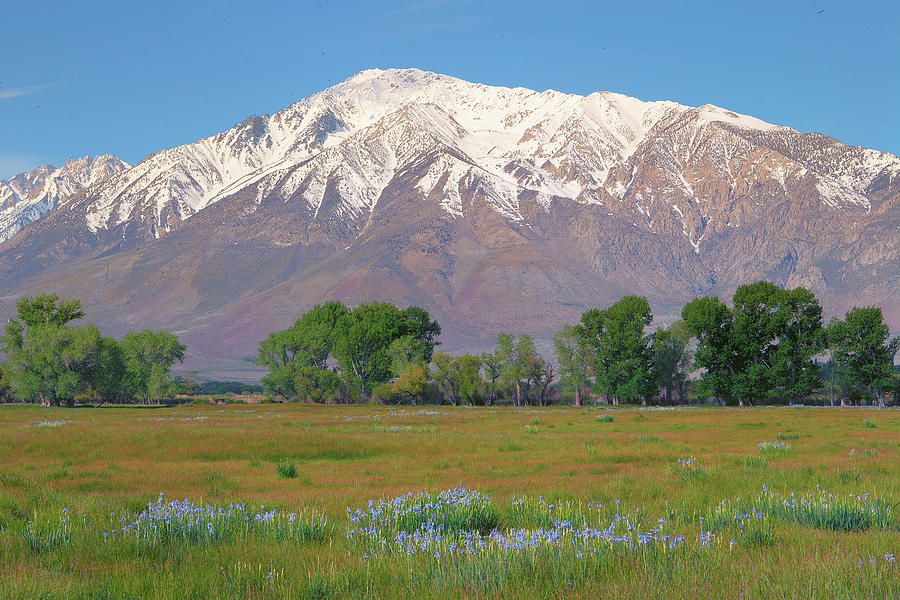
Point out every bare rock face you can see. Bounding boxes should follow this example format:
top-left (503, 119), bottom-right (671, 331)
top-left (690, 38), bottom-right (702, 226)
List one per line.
top-left (1, 69), bottom-right (897, 379)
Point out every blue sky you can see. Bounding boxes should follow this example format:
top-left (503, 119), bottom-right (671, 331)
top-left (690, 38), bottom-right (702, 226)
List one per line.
top-left (1, 0), bottom-right (897, 178)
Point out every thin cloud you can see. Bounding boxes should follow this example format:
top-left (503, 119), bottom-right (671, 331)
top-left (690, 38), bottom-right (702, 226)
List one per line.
top-left (0, 82), bottom-right (58, 101)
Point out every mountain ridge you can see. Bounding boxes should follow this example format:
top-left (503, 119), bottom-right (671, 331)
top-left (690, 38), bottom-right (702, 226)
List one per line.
top-left (1, 68), bottom-right (897, 380)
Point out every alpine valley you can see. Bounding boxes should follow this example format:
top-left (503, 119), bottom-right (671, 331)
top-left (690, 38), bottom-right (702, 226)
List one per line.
top-left (2, 68), bottom-right (898, 379)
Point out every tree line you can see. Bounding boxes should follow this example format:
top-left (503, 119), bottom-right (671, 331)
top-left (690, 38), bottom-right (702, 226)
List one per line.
top-left (257, 283), bottom-right (898, 407)
top-left (559, 282), bottom-right (898, 407)
top-left (2, 284), bottom-right (897, 407)
top-left (0, 295), bottom-right (185, 406)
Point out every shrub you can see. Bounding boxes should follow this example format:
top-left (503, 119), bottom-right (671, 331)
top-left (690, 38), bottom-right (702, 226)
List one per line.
top-left (277, 462), bottom-right (298, 479)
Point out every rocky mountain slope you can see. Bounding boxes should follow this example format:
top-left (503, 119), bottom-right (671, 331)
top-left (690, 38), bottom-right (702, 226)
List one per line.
top-left (0, 155), bottom-right (128, 243)
top-left (1, 69), bottom-right (897, 379)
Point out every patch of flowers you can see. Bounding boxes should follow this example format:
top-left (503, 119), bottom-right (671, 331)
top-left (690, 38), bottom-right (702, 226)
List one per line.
top-left (754, 485), bottom-right (893, 531)
top-left (677, 456), bottom-right (698, 467)
top-left (109, 494), bottom-right (331, 546)
top-left (692, 485), bottom-right (894, 533)
top-left (347, 487), bottom-right (500, 541)
top-left (757, 441), bottom-right (790, 452)
top-left (371, 424), bottom-right (436, 433)
top-left (347, 488), bottom-right (685, 560)
top-left (32, 420), bottom-right (73, 428)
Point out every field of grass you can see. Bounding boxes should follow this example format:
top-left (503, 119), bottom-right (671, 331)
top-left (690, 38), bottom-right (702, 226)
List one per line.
top-left (0, 403), bottom-right (898, 599)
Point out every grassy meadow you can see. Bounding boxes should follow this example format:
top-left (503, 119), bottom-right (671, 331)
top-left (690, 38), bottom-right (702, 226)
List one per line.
top-left (0, 403), bottom-right (898, 599)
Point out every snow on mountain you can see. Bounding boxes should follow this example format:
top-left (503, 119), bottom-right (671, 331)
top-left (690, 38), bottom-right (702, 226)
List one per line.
top-left (0, 155), bottom-right (129, 243)
top-left (4, 69), bottom-right (900, 377)
top-left (8, 68), bottom-right (900, 254)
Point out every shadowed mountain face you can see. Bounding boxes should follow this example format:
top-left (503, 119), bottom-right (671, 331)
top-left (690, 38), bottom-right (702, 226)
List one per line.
top-left (1, 69), bottom-right (898, 380)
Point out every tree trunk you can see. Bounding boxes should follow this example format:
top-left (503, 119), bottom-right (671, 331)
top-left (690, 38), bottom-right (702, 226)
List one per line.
top-left (515, 380), bottom-right (521, 407)
top-left (574, 385), bottom-right (581, 407)
top-left (665, 385), bottom-right (672, 405)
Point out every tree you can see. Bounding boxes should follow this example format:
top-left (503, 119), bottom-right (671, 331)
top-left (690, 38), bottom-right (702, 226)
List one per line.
top-left (681, 295), bottom-right (736, 404)
top-left (480, 349), bottom-right (503, 406)
top-left (523, 353), bottom-right (554, 406)
top-left (454, 354), bottom-right (483, 405)
top-left (513, 335), bottom-right (541, 405)
top-left (398, 306), bottom-right (441, 363)
top-left (333, 302), bottom-right (404, 395)
top-left (2, 294), bottom-right (84, 351)
top-left (293, 366), bottom-right (342, 403)
top-left (391, 363), bottom-right (428, 404)
top-left (2, 294), bottom-right (85, 354)
top-left (827, 307), bottom-right (900, 407)
top-left (579, 296), bottom-right (655, 404)
top-left (729, 281), bottom-right (802, 405)
top-left (4, 323), bottom-right (103, 406)
top-left (120, 329), bottom-right (186, 403)
top-left (83, 336), bottom-right (126, 403)
top-left (432, 353), bottom-right (483, 405)
top-left (0, 363), bottom-right (11, 402)
top-left (773, 287), bottom-right (825, 403)
top-left (2, 295), bottom-right (100, 407)
top-left (496, 333), bottom-right (521, 405)
top-left (651, 321), bottom-right (692, 404)
top-left (552, 324), bottom-right (590, 406)
top-left (387, 335), bottom-right (429, 377)
top-left (256, 301), bottom-right (349, 399)
top-left (291, 301), bottom-right (349, 369)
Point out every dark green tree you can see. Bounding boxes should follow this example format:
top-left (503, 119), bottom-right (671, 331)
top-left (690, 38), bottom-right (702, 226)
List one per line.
top-left (579, 296), bottom-right (655, 404)
top-left (651, 320), bottom-right (692, 404)
top-left (398, 306), bottom-right (441, 362)
top-left (83, 336), bottom-right (126, 403)
top-left (2, 295), bottom-right (100, 406)
top-left (120, 329), bottom-right (186, 403)
top-left (827, 307), bottom-right (900, 407)
top-left (772, 287), bottom-right (825, 402)
top-left (729, 281), bottom-right (787, 405)
top-left (333, 302), bottom-right (404, 395)
top-left (4, 323), bottom-right (103, 406)
top-left (293, 366), bottom-right (342, 403)
top-left (681, 295), bottom-right (736, 404)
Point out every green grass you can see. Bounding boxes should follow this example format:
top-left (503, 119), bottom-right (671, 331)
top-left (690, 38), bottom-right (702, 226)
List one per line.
top-left (0, 403), bottom-right (898, 599)
top-left (277, 462), bottom-right (298, 479)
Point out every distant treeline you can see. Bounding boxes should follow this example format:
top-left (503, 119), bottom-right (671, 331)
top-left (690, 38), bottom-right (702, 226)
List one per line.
top-left (2, 284), bottom-right (898, 407)
top-left (255, 281), bottom-right (899, 407)
top-left (0, 295), bottom-right (185, 406)
top-left (195, 381), bottom-right (264, 395)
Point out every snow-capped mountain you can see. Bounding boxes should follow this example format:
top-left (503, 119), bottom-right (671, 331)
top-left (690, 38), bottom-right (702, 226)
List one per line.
top-left (1, 68), bottom-right (898, 378)
top-left (45, 69), bottom-right (900, 249)
top-left (0, 155), bottom-right (128, 243)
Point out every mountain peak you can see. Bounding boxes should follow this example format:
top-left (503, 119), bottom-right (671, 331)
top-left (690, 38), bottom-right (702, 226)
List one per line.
top-left (0, 154), bottom-right (128, 243)
top-left (2, 70), bottom-right (900, 376)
